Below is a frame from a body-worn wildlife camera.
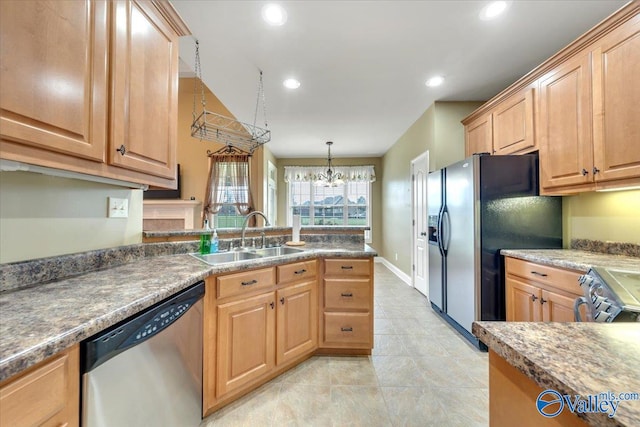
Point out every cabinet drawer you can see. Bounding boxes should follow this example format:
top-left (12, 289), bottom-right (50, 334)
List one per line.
top-left (505, 257), bottom-right (582, 295)
top-left (277, 260), bottom-right (317, 284)
top-left (324, 259), bottom-right (370, 277)
top-left (217, 267), bottom-right (275, 299)
top-left (324, 278), bottom-right (371, 310)
top-left (323, 312), bottom-right (371, 348)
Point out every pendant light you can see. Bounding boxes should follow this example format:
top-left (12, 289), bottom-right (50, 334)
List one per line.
top-left (315, 141), bottom-right (344, 187)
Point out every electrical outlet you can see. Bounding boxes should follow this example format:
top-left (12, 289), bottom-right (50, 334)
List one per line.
top-left (395, 253), bottom-right (398, 261)
top-left (108, 197), bottom-right (129, 218)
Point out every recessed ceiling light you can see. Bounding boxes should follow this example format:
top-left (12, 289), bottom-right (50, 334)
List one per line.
top-left (479, 1), bottom-right (509, 20)
top-left (283, 78), bottom-right (301, 89)
top-left (261, 4), bottom-right (287, 26)
top-left (425, 76), bottom-right (444, 87)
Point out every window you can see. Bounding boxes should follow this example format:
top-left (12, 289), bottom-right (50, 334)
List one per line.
top-left (285, 165), bottom-right (375, 242)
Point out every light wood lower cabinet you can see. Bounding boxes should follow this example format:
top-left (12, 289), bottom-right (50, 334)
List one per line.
top-left (489, 350), bottom-right (587, 427)
top-left (0, 344), bottom-right (79, 427)
top-left (204, 260), bottom-right (320, 416)
top-left (320, 258), bottom-right (373, 351)
top-left (505, 257), bottom-right (584, 322)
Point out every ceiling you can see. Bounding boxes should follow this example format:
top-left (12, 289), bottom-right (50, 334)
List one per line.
top-left (172, 1), bottom-right (627, 158)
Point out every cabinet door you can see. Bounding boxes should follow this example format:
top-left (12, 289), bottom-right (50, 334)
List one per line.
top-left (276, 281), bottom-right (318, 366)
top-left (538, 51), bottom-right (594, 190)
top-left (541, 290), bottom-right (580, 322)
top-left (0, 0), bottom-right (108, 162)
top-left (492, 88), bottom-right (535, 155)
top-left (506, 277), bottom-right (541, 322)
top-left (110, 0), bottom-right (178, 179)
top-left (592, 15), bottom-right (640, 183)
top-left (465, 114), bottom-right (493, 156)
top-left (217, 292), bottom-right (275, 397)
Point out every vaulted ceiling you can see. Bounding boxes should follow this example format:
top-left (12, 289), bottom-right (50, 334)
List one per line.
top-left (172, 1), bottom-right (627, 158)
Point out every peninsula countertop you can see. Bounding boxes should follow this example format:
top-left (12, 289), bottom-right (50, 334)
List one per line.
top-left (0, 243), bottom-right (375, 382)
top-left (473, 321), bottom-right (640, 427)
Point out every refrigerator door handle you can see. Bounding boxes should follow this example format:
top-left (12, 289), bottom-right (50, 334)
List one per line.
top-left (437, 211), bottom-right (445, 256)
top-left (442, 209), bottom-right (451, 253)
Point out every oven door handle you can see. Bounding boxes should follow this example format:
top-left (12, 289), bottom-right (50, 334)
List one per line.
top-left (574, 296), bottom-right (589, 322)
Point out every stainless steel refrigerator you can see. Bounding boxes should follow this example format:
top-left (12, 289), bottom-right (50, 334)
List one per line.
top-left (428, 153), bottom-right (562, 349)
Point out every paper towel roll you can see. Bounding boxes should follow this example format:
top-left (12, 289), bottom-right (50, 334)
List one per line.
top-left (292, 214), bottom-right (301, 242)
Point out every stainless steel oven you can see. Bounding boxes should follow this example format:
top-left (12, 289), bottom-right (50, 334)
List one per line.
top-left (575, 267), bottom-right (640, 322)
top-left (82, 281), bottom-right (205, 426)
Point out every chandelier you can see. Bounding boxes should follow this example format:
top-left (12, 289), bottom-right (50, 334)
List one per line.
top-left (315, 141), bottom-right (344, 187)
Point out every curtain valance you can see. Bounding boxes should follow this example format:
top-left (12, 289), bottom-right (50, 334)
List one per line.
top-left (284, 165), bottom-right (376, 183)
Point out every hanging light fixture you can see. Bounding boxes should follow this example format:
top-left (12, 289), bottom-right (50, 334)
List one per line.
top-left (315, 141), bottom-right (344, 187)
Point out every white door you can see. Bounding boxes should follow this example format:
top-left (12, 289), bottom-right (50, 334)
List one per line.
top-left (412, 152), bottom-right (429, 296)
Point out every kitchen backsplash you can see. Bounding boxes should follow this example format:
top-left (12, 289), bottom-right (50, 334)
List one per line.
top-left (571, 239), bottom-right (640, 258)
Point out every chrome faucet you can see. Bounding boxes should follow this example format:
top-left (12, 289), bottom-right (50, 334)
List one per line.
top-left (241, 211), bottom-right (270, 248)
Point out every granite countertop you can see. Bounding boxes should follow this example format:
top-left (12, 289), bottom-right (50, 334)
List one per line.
top-left (501, 249), bottom-right (640, 273)
top-left (473, 321), bottom-right (640, 427)
top-left (0, 243), bottom-right (375, 382)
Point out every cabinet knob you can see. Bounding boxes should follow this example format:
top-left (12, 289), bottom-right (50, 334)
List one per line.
top-left (270, 302), bottom-right (275, 309)
top-left (531, 294), bottom-right (538, 302)
top-left (116, 144), bottom-right (126, 156)
top-left (280, 297), bottom-right (285, 305)
top-left (540, 298), bottom-right (547, 305)
top-left (581, 168), bottom-right (588, 176)
top-left (593, 167), bottom-right (600, 175)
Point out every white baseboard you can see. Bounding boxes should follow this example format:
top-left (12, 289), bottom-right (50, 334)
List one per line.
top-left (375, 257), bottom-right (412, 286)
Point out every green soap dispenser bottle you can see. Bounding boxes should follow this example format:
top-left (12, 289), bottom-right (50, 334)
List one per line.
top-left (200, 220), bottom-right (212, 254)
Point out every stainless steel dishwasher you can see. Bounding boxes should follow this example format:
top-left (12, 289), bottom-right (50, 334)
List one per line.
top-left (82, 281), bottom-right (205, 427)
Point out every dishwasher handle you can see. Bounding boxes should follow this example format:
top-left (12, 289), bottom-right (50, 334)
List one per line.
top-left (82, 281), bottom-right (205, 373)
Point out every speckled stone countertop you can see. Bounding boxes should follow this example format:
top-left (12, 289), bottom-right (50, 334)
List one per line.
top-left (501, 249), bottom-right (640, 273)
top-left (473, 321), bottom-right (640, 426)
top-left (0, 243), bottom-right (375, 382)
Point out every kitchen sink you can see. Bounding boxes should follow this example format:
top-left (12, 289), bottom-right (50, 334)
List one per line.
top-left (191, 246), bottom-right (305, 265)
top-left (252, 246), bottom-right (306, 257)
top-left (191, 251), bottom-right (262, 264)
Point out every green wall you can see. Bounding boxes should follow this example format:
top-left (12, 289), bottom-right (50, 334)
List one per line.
top-left (380, 101), bottom-right (483, 274)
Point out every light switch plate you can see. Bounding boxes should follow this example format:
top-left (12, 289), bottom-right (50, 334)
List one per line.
top-left (108, 197), bottom-right (129, 218)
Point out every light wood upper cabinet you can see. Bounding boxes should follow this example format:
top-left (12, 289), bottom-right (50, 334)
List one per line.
top-left (0, 0), bottom-right (108, 162)
top-left (0, 0), bottom-right (189, 188)
top-left (591, 14), bottom-right (640, 184)
top-left (538, 50), bottom-right (594, 190)
top-left (465, 113), bottom-right (493, 156)
top-left (492, 88), bottom-right (535, 155)
top-left (110, 0), bottom-right (179, 179)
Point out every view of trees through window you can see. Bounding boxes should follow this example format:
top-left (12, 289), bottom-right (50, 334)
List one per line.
top-left (213, 185), bottom-right (246, 228)
top-left (289, 181), bottom-right (369, 226)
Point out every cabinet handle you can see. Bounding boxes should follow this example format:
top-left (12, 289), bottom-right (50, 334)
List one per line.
top-left (270, 302), bottom-right (275, 309)
top-left (531, 271), bottom-right (548, 277)
top-left (241, 279), bottom-right (258, 286)
top-left (581, 168), bottom-right (588, 176)
top-left (116, 144), bottom-right (126, 155)
top-left (540, 298), bottom-right (547, 305)
top-left (341, 266), bottom-right (353, 270)
top-left (531, 294), bottom-right (538, 302)
top-left (341, 327), bottom-right (353, 332)
top-left (593, 167), bottom-right (600, 175)
top-left (341, 292), bottom-right (353, 297)
top-left (294, 269), bottom-right (307, 275)
top-left (280, 297), bottom-right (285, 305)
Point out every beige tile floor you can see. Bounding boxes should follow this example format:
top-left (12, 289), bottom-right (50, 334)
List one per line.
top-left (201, 263), bottom-right (489, 426)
